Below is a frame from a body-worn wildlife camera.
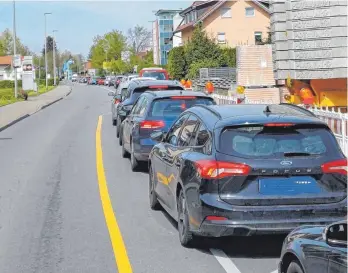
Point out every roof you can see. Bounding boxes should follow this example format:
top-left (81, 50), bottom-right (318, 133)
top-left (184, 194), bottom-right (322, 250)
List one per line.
top-left (174, 0), bottom-right (270, 33)
top-left (145, 90), bottom-right (209, 98)
top-left (155, 9), bottom-right (182, 16)
top-left (189, 104), bottom-right (325, 128)
top-left (0, 56), bottom-right (12, 66)
top-left (130, 79), bottom-right (183, 88)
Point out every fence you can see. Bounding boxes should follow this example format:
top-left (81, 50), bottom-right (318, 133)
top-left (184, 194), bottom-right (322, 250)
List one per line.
top-left (199, 67), bottom-right (236, 80)
top-left (211, 94), bottom-right (348, 156)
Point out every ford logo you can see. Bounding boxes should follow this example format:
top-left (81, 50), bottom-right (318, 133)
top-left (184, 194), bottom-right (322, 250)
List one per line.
top-left (280, 160), bottom-right (293, 166)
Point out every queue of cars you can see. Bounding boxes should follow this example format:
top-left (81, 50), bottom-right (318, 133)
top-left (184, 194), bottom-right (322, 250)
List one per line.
top-left (107, 77), bottom-right (347, 273)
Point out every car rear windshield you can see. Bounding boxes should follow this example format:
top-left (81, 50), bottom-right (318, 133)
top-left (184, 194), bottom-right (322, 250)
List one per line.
top-left (149, 97), bottom-right (215, 117)
top-left (142, 71), bottom-right (166, 80)
top-left (219, 125), bottom-right (341, 158)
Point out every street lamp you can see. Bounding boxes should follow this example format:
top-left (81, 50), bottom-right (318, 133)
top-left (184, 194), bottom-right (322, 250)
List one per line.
top-left (13, 0), bottom-right (18, 98)
top-left (44, 12), bottom-right (52, 90)
top-left (52, 29), bottom-right (58, 86)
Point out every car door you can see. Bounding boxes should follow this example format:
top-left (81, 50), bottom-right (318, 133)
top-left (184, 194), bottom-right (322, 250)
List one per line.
top-left (128, 96), bottom-right (149, 149)
top-left (155, 114), bottom-right (189, 208)
top-left (123, 96), bottom-right (144, 151)
top-left (328, 248), bottom-right (347, 273)
top-left (164, 114), bottom-right (200, 211)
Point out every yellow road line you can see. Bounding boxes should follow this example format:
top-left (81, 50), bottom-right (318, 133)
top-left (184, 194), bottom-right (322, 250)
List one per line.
top-left (96, 115), bottom-right (132, 273)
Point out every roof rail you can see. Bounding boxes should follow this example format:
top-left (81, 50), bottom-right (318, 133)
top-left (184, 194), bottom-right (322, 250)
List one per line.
top-left (195, 104), bottom-right (222, 119)
top-left (278, 103), bottom-right (316, 117)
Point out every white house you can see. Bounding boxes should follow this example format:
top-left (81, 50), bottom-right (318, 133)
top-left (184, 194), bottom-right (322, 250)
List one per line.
top-left (0, 56), bottom-right (22, 80)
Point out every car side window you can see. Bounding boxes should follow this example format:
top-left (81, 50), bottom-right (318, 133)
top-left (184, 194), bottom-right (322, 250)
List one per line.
top-left (166, 114), bottom-right (189, 146)
top-left (194, 123), bottom-right (211, 154)
top-left (138, 97), bottom-right (148, 117)
top-left (131, 96), bottom-right (144, 115)
top-left (177, 115), bottom-right (199, 147)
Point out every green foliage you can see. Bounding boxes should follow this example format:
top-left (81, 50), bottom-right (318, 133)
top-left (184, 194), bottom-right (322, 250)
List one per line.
top-left (187, 59), bottom-right (220, 79)
top-left (167, 46), bottom-right (186, 80)
top-left (0, 28), bottom-right (32, 56)
top-left (89, 30), bottom-right (127, 69)
top-left (220, 47), bottom-right (236, 67)
top-left (185, 23), bottom-right (223, 69)
top-left (0, 80), bottom-right (22, 89)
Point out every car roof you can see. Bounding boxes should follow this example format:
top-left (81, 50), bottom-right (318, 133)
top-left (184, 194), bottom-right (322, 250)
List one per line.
top-left (141, 67), bottom-right (165, 71)
top-left (144, 90), bottom-right (209, 99)
top-left (130, 79), bottom-right (181, 88)
top-left (188, 104), bottom-right (326, 129)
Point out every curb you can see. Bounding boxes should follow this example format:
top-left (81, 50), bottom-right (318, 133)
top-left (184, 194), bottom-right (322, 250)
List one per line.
top-left (0, 88), bottom-right (72, 132)
top-left (0, 114), bottom-right (30, 132)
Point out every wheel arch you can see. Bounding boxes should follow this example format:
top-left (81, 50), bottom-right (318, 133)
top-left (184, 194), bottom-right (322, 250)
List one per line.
top-left (281, 251), bottom-right (306, 273)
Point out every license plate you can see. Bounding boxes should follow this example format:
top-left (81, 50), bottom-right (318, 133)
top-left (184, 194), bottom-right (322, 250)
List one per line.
top-left (259, 176), bottom-right (321, 195)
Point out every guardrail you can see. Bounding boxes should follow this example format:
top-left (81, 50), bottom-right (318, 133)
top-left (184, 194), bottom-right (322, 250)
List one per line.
top-left (210, 93), bottom-right (348, 156)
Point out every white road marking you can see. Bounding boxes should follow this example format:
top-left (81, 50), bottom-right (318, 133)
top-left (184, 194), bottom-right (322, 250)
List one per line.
top-left (210, 248), bottom-right (242, 273)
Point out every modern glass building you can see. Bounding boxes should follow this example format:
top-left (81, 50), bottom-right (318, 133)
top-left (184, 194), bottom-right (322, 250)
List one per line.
top-left (155, 9), bottom-right (182, 65)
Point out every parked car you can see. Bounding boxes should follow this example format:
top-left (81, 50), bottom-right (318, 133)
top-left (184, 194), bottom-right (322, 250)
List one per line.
top-left (97, 77), bottom-right (105, 85)
top-left (148, 103), bottom-right (347, 247)
top-left (278, 220), bottom-right (347, 273)
top-left (105, 76), bottom-right (114, 86)
top-left (88, 77), bottom-right (97, 85)
top-left (110, 81), bottom-right (130, 126)
top-left (114, 75), bottom-right (124, 89)
top-left (139, 67), bottom-right (169, 80)
top-left (121, 90), bottom-right (216, 170)
top-left (111, 80), bottom-right (185, 141)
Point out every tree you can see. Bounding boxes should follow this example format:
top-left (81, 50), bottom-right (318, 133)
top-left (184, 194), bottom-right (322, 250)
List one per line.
top-left (167, 46), bottom-right (186, 80)
top-left (184, 23), bottom-right (223, 70)
top-left (42, 36), bottom-right (57, 55)
top-left (220, 47), bottom-right (236, 67)
top-left (0, 28), bottom-right (32, 56)
top-left (89, 30), bottom-right (126, 69)
top-left (127, 25), bottom-right (152, 53)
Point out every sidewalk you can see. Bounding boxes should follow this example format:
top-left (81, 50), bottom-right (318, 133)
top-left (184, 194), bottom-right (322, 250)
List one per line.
top-left (0, 85), bottom-right (72, 131)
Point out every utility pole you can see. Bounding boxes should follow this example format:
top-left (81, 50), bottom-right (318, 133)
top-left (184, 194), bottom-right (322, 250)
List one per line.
top-left (13, 0), bottom-right (17, 98)
top-left (44, 12), bottom-right (52, 90)
top-left (38, 56), bottom-right (41, 79)
top-left (52, 30), bottom-right (58, 86)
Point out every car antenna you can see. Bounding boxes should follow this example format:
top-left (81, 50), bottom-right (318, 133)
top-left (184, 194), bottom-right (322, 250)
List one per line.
top-left (264, 105), bottom-right (271, 113)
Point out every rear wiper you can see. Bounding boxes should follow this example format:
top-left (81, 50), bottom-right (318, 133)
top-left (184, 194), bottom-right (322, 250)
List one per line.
top-left (283, 152), bottom-right (313, 157)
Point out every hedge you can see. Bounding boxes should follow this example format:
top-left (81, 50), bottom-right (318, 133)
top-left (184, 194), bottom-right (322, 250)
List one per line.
top-left (0, 79), bottom-right (57, 89)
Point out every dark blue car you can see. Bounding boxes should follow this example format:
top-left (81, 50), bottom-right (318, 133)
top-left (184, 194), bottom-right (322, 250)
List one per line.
top-left (120, 90), bottom-right (216, 171)
top-left (278, 220), bottom-right (347, 273)
top-left (148, 103), bottom-right (347, 247)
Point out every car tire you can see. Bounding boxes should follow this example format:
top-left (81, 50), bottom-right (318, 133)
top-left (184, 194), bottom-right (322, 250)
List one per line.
top-left (121, 139), bottom-right (129, 158)
top-left (119, 129), bottom-right (123, 146)
top-left (177, 189), bottom-right (194, 247)
top-left (112, 119), bottom-right (116, 126)
top-left (130, 142), bottom-right (139, 171)
top-left (149, 165), bottom-right (161, 210)
top-left (116, 117), bottom-right (121, 138)
top-left (287, 261), bottom-right (304, 273)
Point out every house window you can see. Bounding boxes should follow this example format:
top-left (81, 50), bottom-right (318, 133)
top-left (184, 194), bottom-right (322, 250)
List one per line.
top-left (254, 32), bottom-right (262, 44)
top-left (221, 8), bottom-right (231, 18)
top-left (245, 7), bottom-right (255, 17)
top-left (217, 32), bottom-right (226, 43)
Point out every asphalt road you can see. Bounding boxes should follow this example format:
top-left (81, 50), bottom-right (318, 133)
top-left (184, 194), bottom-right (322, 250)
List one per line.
top-left (0, 83), bottom-right (284, 273)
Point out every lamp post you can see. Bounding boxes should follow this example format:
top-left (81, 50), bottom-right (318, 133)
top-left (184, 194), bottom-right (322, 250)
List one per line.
top-left (52, 29), bottom-right (58, 86)
top-left (13, 0), bottom-right (18, 98)
top-left (44, 12), bottom-right (52, 90)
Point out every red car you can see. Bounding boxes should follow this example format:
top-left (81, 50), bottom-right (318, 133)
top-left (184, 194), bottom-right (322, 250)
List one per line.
top-left (97, 77), bottom-right (105, 85)
top-left (139, 67), bottom-right (169, 80)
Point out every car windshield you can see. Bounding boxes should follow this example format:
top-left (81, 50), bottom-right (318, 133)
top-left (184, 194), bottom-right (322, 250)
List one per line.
top-left (142, 71), bottom-right (166, 80)
top-left (219, 126), bottom-right (341, 158)
top-left (149, 97), bottom-right (215, 117)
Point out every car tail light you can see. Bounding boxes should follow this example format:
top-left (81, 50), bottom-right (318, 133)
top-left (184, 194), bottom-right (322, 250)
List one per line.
top-left (149, 85), bottom-right (168, 89)
top-left (140, 120), bottom-right (165, 129)
top-left (264, 123), bottom-right (294, 127)
top-left (321, 159), bottom-right (348, 175)
top-left (114, 99), bottom-right (120, 104)
top-left (195, 160), bottom-right (251, 179)
top-left (206, 216), bottom-right (228, 221)
top-left (170, 96), bottom-right (196, 99)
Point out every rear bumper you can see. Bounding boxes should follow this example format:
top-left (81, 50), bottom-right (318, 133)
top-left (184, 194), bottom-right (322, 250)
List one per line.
top-left (133, 138), bottom-right (155, 162)
top-left (190, 194), bottom-right (347, 237)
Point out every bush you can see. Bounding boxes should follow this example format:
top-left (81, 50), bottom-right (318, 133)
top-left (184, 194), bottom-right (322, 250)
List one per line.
top-left (0, 80), bottom-right (23, 89)
top-left (187, 59), bottom-right (220, 79)
top-left (220, 47), bottom-right (236, 67)
top-left (167, 46), bottom-right (186, 80)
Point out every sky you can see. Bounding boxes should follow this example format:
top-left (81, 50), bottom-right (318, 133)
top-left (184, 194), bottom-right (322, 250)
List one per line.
top-left (0, 0), bottom-right (191, 58)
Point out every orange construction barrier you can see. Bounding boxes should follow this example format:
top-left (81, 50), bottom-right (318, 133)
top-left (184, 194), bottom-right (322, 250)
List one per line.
top-left (206, 81), bottom-right (214, 94)
top-left (180, 79), bottom-right (186, 86)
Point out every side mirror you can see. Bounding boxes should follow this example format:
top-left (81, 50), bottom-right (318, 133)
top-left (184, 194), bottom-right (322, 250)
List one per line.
top-left (108, 91), bottom-right (115, 96)
top-left (323, 222), bottom-right (347, 247)
top-left (151, 131), bottom-right (165, 142)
